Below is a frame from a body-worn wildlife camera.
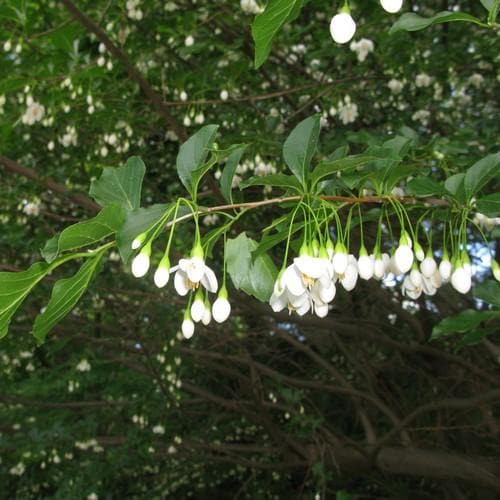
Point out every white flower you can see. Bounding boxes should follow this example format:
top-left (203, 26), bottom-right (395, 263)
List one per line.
top-left (413, 242), bottom-right (425, 262)
top-left (468, 73), bottom-right (484, 88)
top-left (409, 268), bottom-right (422, 288)
top-left (173, 255), bottom-right (218, 296)
top-left (76, 359), bottom-right (91, 372)
top-left (373, 254), bottom-right (387, 280)
top-left (415, 73), bottom-right (432, 88)
top-left (402, 275), bottom-right (422, 300)
top-left (395, 235), bottom-right (414, 274)
top-left (357, 249), bottom-right (374, 280)
top-left (202, 300), bottom-right (212, 325)
top-left (154, 258), bottom-right (171, 288)
top-left (388, 79), bottom-right (404, 94)
top-left (212, 293), bottom-right (231, 323)
top-left (87, 494), bottom-right (98, 500)
top-left (349, 38), bottom-right (374, 62)
top-left (330, 12), bottom-right (356, 44)
top-left (9, 462), bottom-right (25, 476)
top-left (339, 255), bottom-right (358, 291)
top-left (181, 317), bottom-right (195, 339)
top-left (412, 109), bottom-right (431, 126)
top-left (337, 95), bottom-right (358, 125)
top-left (240, 0), bottom-right (262, 14)
top-left (185, 35), bottom-right (194, 47)
top-left (420, 256), bottom-right (437, 278)
top-left (22, 201), bottom-right (41, 216)
top-left (380, 0), bottom-right (403, 13)
top-left (422, 276), bottom-right (437, 296)
top-left (21, 101), bottom-right (45, 125)
top-left (220, 89), bottom-right (229, 101)
top-left (332, 244), bottom-right (349, 275)
top-left (451, 266), bottom-right (471, 294)
top-left (191, 293), bottom-right (205, 323)
top-left (179, 90), bottom-right (188, 102)
top-left (131, 246), bottom-right (151, 278)
top-left (152, 425), bottom-right (165, 435)
top-left (439, 258), bottom-right (452, 282)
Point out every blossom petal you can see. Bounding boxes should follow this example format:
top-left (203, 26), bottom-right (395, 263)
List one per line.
top-left (174, 270), bottom-right (189, 296)
top-left (201, 266), bottom-right (218, 293)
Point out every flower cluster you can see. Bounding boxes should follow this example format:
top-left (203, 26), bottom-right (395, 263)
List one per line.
top-left (270, 229), bottom-right (493, 319)
top-left (130, 237), bottom-right (231, 339)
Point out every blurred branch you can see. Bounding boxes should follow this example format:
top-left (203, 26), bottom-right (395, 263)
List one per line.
top-left (60, 0), bottom-right (187, 141)
top-left (0, 154), bottom-right (100, 213)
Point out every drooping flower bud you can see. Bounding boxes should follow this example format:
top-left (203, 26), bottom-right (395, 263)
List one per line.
top-left (332, 242), bottom-right (348, 275)
top-left (380, 0), bottom-right (403, 14)
top-left (413, 241), bottom-right (425, 262)
top-left (420, 253), bottom-right (437, 278)
top-left (492, 260), bottom-right (500, 282)
top-left (212, 286), bottom-right (231, 323)
top-left (330, 11), bottom-right (356, 45)
top-left (154, 255), bottom-right (171, 288)
top-left (191, 290), bottom-right (205, 323)
top-left (131, 243), bottom-right (151, 278)
top-left (439, 257), bottom-right (452, 282)
top-left (131, 232), bottom-right (147, 250)
top-left (357, 246), bottom-right (374, 280)
top-left (395, 234), bottom-right (413, 274)
top-left (202, 298), bottom-right (212, 325)
top-left (451, 265), bottom-right (472, 294)
top-left (181, 310), bottom-right (195, 339)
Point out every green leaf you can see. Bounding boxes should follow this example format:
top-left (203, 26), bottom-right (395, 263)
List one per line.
top-left (431, 309), bottom-right (499, 340)
top-left (226, 233), bottom-right (278, 302)
top-left (117, 204), bottom-right (170, 263)
top-left (444, 173), bottom-right (466, 203)
top-left (0, 262), bottom-right (50, 339)
top-left (41, 204), bottom-right (125, 263)
top-left (464, 153), bottom-right (500, 200)
top-left (89, 156), bottom-right (146, 211)
top-left (310, 155), bottom-right (378, 187)
top-left (389, 11), bottom-right (484, 35)
top-left (220, 145), bottom-right (247, 204)
top-left (475, 192), bottom-right (500, 218)
top-left (176, 125), bottom-right (219, 196)
top-left (382, 164), bottom-right (415, 192)
top-left (406, 177), bottom-right (446, 197)
top-left (32, 253), bottom-right (105, 342)
top-left (239, 173), bottom-right (303, 193)
top-left (283, 114), bottom-right (320, 185)
top-left (474, 280), bottom-right (500, 308)
top-left (251, 0), bottom-right (304, 68)
top-left (383, 136), bottom-right (412, 157)
top-left (480, 0), bottom-right (494, 11)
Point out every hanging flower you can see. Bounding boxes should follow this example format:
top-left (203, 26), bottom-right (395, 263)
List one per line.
top-left (173, 246), bottom-right (218, 296)
top-left (212, 286), bottom-right (231, 323)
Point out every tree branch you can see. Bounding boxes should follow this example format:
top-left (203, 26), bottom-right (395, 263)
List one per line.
top-left (0, 154), bottom-right (100, 214)
top-left (60, 0), bottom-right (187, 141)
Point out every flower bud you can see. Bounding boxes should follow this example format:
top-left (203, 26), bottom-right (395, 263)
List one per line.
top-left (413, 242), bottom-right (425, 262)
top-left (358, 247), bottom-right (374, 280)
top-left (420, 255), bottom-right (437, 278)
top-left (333, 243), bottom-right (348, 275)
top-left (380, 0), bottom-right (403, 13)
top-left (202, 299), bottom-right (212, 325)
top-left (395, 243), bottom-right (413, 274)
top-left (212, 286), bottom-right (231, 323)
top-left (131, 244), bottom-right (151, 278)
top-left (131, 232), bottom-right (147, 250)
top-left (439, 258), bottom-right (452, 282)
top-left (330, 12), bottom-right (356, 44)
top-left (181, 310), bottom-right (195, 339)
top-left (154, 256), bottom-right (171, 288)
top-left (451, 266), bottom-right (472, 294)
top-left (493, 260), bottom-right (500, 282)
top-left (191, 291), bottom-right (205, 323)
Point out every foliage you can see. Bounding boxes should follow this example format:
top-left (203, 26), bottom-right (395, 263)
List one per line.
top-left (0, 0), bottom-right (499, 498)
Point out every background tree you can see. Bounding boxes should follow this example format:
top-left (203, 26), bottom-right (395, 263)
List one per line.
top-left (0, 0), bottom-right (499, 498)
